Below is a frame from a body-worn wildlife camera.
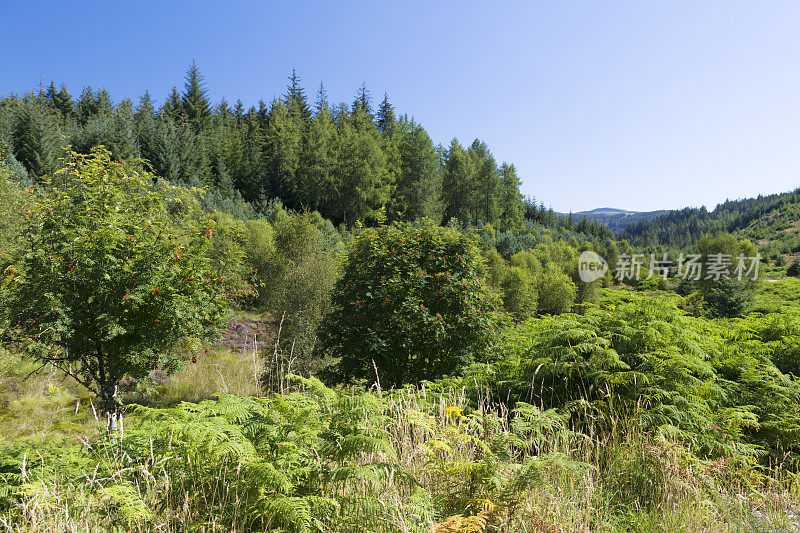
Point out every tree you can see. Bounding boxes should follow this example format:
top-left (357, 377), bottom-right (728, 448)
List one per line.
top-left (498, 163), bottom-right (524, 230)
top-left (160, 86), bottom-right (183, 123)
top-left (536, 271), bottom-right (577, 315)
top-left (318, 221), bottom-right (501, 386)
top-left (285, 69), bottom-right (312, 124)
top-left (299, 104), bottom-right (337, 212)
top-left (376, 93), bottom-right (396, 136)
top-left (334, 115), bottom-right (388, 224)
top-left (263, 99), bottom-right (301, 206)
top-left (3, 147), bottom-right (237, 432)
top-left (469, 140), bottom-right (499, 225)
top-left (500, 266), bottom-right (537, 319)
top-left (352, 83), bottom-right (374, 122)
top-left (182, 60), bottom-right (211, 132)
top-left (395, 120), bottom-right (441, 221)
top-left (696, 232), bottom-right (758, 317)
top-left (10, 98), bottom-right (61, 178)
top-left (788, 258), bottom-right (800, 277)
top-left (44, 82), bottom-right (74, 122)
top-left (0, 160), bottom-right (29, 268)
top-left (442, 139), bottom-right (476, 224)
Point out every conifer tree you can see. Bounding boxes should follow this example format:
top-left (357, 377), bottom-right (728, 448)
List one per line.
top-left (376, 93), bottom-right (396, 136)
top-left (75, 86), bottom-right (98, 125)
top-left (395, 120), bottom-right (441, 221)
top-left (176, 121), bottom-right (211, 187)
top-left (160, 87), bottom-right (183, 123)
top-left (95, 88), bottom-right (113, 116)
top-left (45, 82), bottom-right (74, 122)
top-left (263, 99), bottom-right (301, 205)
top-left (335, 112), bottom-right (387, 224)
top-left (285, 69), bottom-right (312, 123)
top-left (442, 139), bottom-right (475, 223)
top-left (133, 92), bottom-right (157, 161)
top-left (469, 140), bottom-right (499, 225)
top-left (314, 82), bottom-right (328, 113)
top-left (10, 98), bottom-right (60, 178)
top-left (499, 162), bottom-right (524, 230)
top-left (299, 104), bottom-right (337, 212)
top-left (182, 60), bottom-right (212, 132)
top-left (352, 83), bottom-right (374, 122)
top-left (110, 98), bottom-right (137, 161)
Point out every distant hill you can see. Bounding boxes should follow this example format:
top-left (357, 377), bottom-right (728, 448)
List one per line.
top-left (619, 189), bottom-right (800, 258)
top-left (559, 208), bottom-right (669, 234)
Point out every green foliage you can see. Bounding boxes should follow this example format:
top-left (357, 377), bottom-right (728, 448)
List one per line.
top-left (2, 147), bottom-right (238, 429)
top-left (0, 160), bottom-right (29, 265)
top-left (788, 257), bottom-right (800, 277)
top-left (695, 232), bottom-right (758, 317)
top-left (499, 266), bottom-right (537, 319)
top-left (262, 211), bottom-right (340, 369)
top-left (535, 270), bottom-right (577, 315)
top-left (472, 290), bottom-right (800, 461)
top-left (320, 221), bottom-right (501, 385)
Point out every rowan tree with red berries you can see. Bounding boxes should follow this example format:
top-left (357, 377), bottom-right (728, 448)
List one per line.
top-left (318, 220), bottom-right (501, 386)
top-left (2, 147), bottom-right (240, 433)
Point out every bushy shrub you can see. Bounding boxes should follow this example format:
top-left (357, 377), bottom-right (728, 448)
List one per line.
top-left (536, 270), bottom-right (577, 315)
top-left (500, 266), bottom-right (537, 319)
top-left (319, 221), bottom-right (501, 385)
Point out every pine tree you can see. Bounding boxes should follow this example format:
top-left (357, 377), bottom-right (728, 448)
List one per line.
top-left (45, 82), bottom-right (74, 122)
top-left (351, 83), bottom-right (373, 122)
top-left (314, 82), bottom-right (328, 113)
top-left (335, 115), bottom-right (387, 224)
top-left (299, 105), bottom-right (337, 212)
top-left (395, 120), bottom-right (441, 221)
top-left (469, 140), bottom-right (499, 225)
top-left (263, 99), bottom-right (301, 205)
top-left (134, 92), bottom-right (157, 161)
top-left (95, 88), bottom-right (113, 116)
top-left (499, 163), bottom-right (524, 230)
top-left (442, 139), bottom-right (475, 223)
top-left (376, 93), bottom-right (396, 136)
top-left (110, 98), bottom-right (137, 161)
top-left (182, 60), bottom-right (211, 132)
top-left (215, 98), bottom-right (232, 127)
top-left (160, 87), bottom-right (183, 123)
top-left (10, 98), bottom-right (60, 177)
top-left (76, 86), bottom-right (98, 125)
top-left (285, 69), bottom-right (312, 123)
top-left (176, 121), bottom-right (211, 187)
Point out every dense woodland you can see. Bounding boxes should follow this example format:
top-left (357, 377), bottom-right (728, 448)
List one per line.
top-left (2, 65), bottom-right (800, 532)
top-left (622, 187), bottom-right (800, 254)
top-left (0, 63), bottom-right (530, 230)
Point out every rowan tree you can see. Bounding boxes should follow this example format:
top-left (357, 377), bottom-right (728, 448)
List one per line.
top-left (319, 221), bottom-right (501, 386)
top-left (2, 147), bottom-right (239, 432)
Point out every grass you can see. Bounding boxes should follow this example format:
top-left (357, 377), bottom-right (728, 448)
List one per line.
top-left (1, 312), bottom-right (800, 532)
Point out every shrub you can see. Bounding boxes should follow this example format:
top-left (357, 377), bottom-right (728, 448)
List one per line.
top-left (500, 266), bottom-right (537, 320)
top-left (536, 270), bottom-right (577, 315)
top-left (787, 258), bottom-right (800, 277)
top-left (319, 221), bottom-right (501, 386)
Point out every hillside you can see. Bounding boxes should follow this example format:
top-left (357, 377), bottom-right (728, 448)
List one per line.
top-left (563, 207), bottom-right (669, 233)
top-left (620, 188), bottom-right (800, 257)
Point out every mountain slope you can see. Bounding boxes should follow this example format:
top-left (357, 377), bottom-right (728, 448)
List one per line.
top-left (619, 188), bottom-right (800, 257)
top-left (561, 208), bottom-right (669, 233)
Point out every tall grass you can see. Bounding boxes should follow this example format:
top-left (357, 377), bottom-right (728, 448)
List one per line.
top-left (1, 373), bottom-right (798, 532)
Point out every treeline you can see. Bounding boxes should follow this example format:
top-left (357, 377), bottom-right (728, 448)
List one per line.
top-left (621, 188), bottom-right (800, 248)
top-left (0, 62), bottom-right (532, 229)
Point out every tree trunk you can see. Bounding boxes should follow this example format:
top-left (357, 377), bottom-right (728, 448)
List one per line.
top-left (100, 381), bottom-right (120, 435)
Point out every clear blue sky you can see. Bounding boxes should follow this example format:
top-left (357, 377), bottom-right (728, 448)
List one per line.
top-left (3, 0), bottom-right (800, 213)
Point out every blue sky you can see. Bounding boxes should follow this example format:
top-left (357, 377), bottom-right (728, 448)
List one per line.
top-left (2, 0), bottom-right (800, 213)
